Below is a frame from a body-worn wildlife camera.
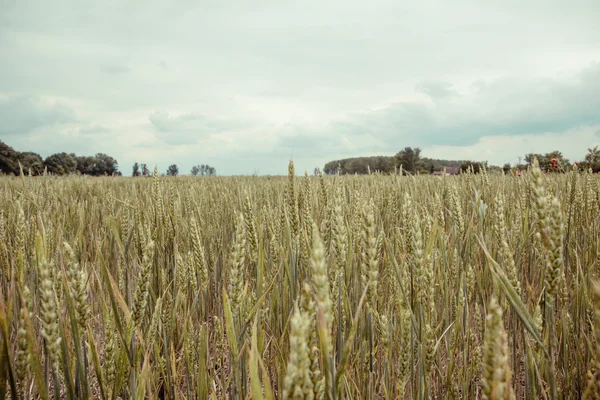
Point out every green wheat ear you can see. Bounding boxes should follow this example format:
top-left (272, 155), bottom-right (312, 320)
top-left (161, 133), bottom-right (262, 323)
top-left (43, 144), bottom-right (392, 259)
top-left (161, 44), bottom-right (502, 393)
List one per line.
top-left (481, 296), bottom-right (515, 400)
top-left (283, 304), bottom-right (313, 400)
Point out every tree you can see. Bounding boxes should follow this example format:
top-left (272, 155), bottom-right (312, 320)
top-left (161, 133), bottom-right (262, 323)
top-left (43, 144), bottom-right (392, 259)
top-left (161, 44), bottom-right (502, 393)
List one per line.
top-left (92, 153), bottom-right (119, 176)
top-left (324, 156), bottom-right (393, 175)
top-left (502, 163), bottom-right (511, 174)
top-left (75, 156), bottom-right (95, 175)
top-left (0, 140), bottom-right (19, 175)
top-left (166, 164), bottom-right (179, 176)
top-left (579, 146), bottom-right (600, 172)
top-left (586, 146), bottom-right (600, 164)
top-left (395, 147), bottom-right (423, 174)
top-left (459, 161), bottom-right (488, 174)
top-left (44, 152), bottom-right (78, 175)
top-left (524, 153), bottom-right (540, 166)
top-left (323, 154), bottom-right (468, 175)
top-left (0, 140), bottom-right (121, 176)
top-left (18, 151), bottom-right (44, 175)
top-left (524, 151), bottom-right (569, 173)
top-left (191, 164), bottom-right (216, 176)
top-left (141, 164), bottom-right (150, 176)
top-left (132, 162), bottom-right (141, 177)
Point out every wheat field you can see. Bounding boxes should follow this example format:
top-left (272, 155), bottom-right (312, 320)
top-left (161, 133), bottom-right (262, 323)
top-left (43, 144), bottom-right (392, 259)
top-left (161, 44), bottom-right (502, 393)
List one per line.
top-left (0, 159), bottom-right (598, 399)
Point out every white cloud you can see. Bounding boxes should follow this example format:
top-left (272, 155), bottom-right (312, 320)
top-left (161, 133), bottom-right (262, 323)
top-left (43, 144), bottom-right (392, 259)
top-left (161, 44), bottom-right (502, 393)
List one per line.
top-left (0, 94), bottom-right (77, 135)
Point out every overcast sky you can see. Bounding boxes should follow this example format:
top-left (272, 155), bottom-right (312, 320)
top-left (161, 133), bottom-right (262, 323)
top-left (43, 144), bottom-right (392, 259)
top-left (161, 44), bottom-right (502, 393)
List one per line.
top-left (1, 0), bottom-right (599, 175)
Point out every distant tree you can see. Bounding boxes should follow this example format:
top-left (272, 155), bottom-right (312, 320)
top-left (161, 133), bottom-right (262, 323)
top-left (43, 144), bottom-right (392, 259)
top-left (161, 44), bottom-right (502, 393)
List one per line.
top-left (525, 151), bottom-right (569, 173)
top-left (502, 163), bottom-right (511, 174)
top-left (395, 147), bottom-right (423, 174)
top-left (460, 161), bottom-right (487, 174)
top-left (0, 140), bottom-right (19, 175)
top-left (324, 156), bottom-right (393, 175)
top-left (1, 140), bottom-right (121, 176)
top-left (18, 151), bottom-right (44, 175)
top-left (586, 146), bottom-right (600, 164)
top-left (132, 162), bottom-right (141, 177)
top-left (324, 154), bottom-right (492, 176)
top-left (166, 164), bottom-right (179, 176)
top-left (524, 153), bottom-right (539, 166)
top-left (141, 163), bottom-right (150, 176)
top-left (44, 152), bottom-right (78, 175)
top-left (92, 153), bottom-right (119, 175)
top-left (578, 146), bottom-right (600, 172)
top-left (191, 164), bottom-right (216, 176)
top-left (75, 156), bottom-right (95, 175)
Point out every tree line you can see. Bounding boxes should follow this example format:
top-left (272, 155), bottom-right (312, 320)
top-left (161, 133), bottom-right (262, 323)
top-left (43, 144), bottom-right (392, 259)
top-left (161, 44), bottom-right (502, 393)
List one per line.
top-left (1, 140), bottom-right (119, 176)
top-left (132, 163), bottom-right (217, 177)
top-left (512, 148), bottom-right (600, 173)
top-left (323, 147), bottom-right (472, 175)
top-left (1, 140), bottom-right (218, 177)
top-left (324, 146), bottom-right (600, 175)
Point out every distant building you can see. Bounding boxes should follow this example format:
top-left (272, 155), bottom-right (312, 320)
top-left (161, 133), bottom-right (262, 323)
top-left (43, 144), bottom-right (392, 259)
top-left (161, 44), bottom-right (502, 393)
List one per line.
top-left (433, 167), bottom-right (460, 176)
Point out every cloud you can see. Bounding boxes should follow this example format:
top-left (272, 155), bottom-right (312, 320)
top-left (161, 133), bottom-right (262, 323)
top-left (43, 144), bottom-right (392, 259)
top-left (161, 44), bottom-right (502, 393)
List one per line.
top-left (77, 124), bottom-right (111, 135)
top-left (101, 65), bottom-right (131, 75)
top-left (332, 63), bottom-right (600, 147)
top-left (157, 60), bottom-right (168, 70)
top-left (0, 94), bottom-right (77, 135)
top-left (148, 111), bottom-right (247, 145)
top-left (1, 0), bottom-right (600, 175)
top-left (423, 125), bottom-right (600, 166)
top-left (275, 121), bottom-right (389, 159)
top-left (415, 81), bottom-right (458, 100)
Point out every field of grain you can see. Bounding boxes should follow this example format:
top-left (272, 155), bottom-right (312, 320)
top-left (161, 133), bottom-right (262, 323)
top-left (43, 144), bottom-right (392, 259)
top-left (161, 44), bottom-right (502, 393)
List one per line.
top-left (0, 159), bottom-right (598, 399)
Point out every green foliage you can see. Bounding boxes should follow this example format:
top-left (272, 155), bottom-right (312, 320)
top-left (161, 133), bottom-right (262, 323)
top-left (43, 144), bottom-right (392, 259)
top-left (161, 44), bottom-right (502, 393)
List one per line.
top-left (166, 164), bottom-right (179, 176)
top-left (0, 141), bottom-right (43, 175)
top-left (323, 156), bottom-right (394, 175)
top-left (0, 140), bottom-right (19, 175)
top-left (324, 150), bottom-right (469, 175)
top-left (0, 140), bottom-right (120, 176)
top-left (90, 153), bottom-right (119, 176)
top-left (459, 161), bottom-right (488, 174)
top-left (44, 152), bottom-right (78, 175)
top-left (18, 152), bottom-right (44, 175)
top-left (75, 156), bottom-right (96, 175)
top-left (191, 164), bottom-right (217, 176)
top-left (524, 151), bottom-right (570, 172)
top-left (579, 146), bottom-right (600, 172)
top-left (395, 146), bottom-right (423, 174)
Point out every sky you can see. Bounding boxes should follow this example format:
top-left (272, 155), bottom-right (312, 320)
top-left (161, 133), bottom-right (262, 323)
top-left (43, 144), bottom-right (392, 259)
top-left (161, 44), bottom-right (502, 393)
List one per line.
top-left (1, 0), bottom-right (599, 175)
